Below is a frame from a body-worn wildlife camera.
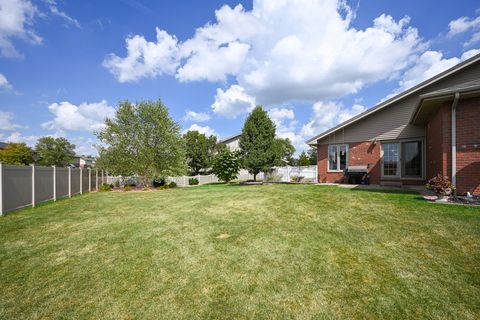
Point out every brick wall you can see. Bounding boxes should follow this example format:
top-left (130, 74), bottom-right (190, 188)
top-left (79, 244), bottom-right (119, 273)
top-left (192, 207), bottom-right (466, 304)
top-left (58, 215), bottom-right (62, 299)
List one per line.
top-left (317, 141), bottom-right (381, 184)
top-left (456, 97), bottom-right (480, 195)
top-left (426, 97), bottom-right (480, 195)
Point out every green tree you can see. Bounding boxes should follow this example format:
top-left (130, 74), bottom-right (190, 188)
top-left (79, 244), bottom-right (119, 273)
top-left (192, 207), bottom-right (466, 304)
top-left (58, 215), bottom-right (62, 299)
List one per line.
top-left (274, 138), bottom-right (295, 165)
top-left (212, 149), bottom-right (240, 183)
top-left (96, 100), bottom-right (185, 186)
top-left (183, 130), bottom-right (218, 175)
top-left (35, 137), bottom-right (76, 167)
top-left (307, 147), bottom-right (317, 165)
top-left (298, 151), bottom-right (310, 166)
top-left (0, 143), bottom-right (34, 165)
top-left (239, 106), bottom-right (277, 181)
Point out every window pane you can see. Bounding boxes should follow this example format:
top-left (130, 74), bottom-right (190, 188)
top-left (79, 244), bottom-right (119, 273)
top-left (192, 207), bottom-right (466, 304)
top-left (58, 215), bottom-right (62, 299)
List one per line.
top-left (339, 145), bottom-right (347, 170)
top-left (383, 143), bottom-right (399, 176)
top-left (403, 141), bottom-right (421, 177)
top-left (328, 146), bottom-right (338, 171)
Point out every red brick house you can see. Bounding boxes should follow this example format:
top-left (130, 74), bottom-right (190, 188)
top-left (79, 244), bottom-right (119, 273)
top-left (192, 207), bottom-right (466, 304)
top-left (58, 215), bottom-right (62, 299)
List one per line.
top-left (306, 53), bottom-right (480, 195)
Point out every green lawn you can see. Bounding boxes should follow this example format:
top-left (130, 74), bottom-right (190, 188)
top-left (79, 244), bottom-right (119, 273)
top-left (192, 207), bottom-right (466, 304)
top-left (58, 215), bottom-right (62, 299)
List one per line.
top-left (1, 184), bottom-right (479, 319)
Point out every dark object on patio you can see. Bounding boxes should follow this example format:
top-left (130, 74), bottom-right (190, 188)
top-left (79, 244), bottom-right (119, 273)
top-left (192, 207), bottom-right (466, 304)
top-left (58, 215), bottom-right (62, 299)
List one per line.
top-left (344, 165), bottom-right (370, 184)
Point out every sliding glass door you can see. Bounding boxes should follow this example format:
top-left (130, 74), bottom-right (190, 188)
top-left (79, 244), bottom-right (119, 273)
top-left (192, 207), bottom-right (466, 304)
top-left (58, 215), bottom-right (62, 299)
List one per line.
top-left (381, 140), bottom-right (423, 178)
top-left (402, 141), bottom-right (422, 177)
top-left (382, 143), bottom-right (400, 177)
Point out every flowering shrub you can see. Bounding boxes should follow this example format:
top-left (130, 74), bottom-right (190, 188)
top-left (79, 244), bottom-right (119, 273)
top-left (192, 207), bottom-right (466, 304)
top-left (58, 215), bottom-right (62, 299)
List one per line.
top-left (426, 174), bottom-right (455, 195)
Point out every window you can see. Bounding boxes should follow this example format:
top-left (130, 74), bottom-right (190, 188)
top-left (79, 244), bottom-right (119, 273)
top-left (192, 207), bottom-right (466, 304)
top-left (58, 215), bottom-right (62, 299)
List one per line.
top-left (328, 144), bottom-right (348, 171)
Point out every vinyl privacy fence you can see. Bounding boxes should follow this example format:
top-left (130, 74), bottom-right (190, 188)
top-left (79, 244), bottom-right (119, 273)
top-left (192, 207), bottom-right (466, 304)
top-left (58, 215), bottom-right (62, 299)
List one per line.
top-left (0, 164), bottom-right (109, 215)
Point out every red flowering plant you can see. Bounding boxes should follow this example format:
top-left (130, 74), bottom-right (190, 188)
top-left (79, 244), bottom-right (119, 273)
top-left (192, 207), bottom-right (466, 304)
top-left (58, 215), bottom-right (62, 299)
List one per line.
top-left (426, 174), bottom-right (455, 196)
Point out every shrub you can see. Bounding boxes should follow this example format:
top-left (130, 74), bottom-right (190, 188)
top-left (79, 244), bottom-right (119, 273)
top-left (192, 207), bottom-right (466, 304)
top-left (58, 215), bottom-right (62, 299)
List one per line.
top-left (290, 175), bottom-right (304, 183)
top-left (265, 174), bottom-right (282, 182)
top-left (189, 178), bottom-right (199, 185)
top-left (124, 185), bottom-right (133, 192)
top-left (212, 149), bottom-right (240, 183)
top-left (152, 177), bottom-right (166, 188)
top-left (426, 174), bottom-right (455, 195)
top-left (168, 181), bottom-right (177, 188)
top-left (114, 180), bottom-right (120, 188)
top-left (99, 183), bottom-right (112, 192)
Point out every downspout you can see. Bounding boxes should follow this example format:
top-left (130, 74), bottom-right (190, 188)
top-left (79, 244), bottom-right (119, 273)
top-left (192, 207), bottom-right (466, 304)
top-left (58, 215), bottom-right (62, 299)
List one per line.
top-left (451, 92), bottom-right (460, 196)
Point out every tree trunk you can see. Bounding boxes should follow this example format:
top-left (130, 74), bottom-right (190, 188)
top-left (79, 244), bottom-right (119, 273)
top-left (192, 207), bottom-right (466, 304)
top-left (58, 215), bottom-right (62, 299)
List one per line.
top-left (254, 173), bottom-right (257, 181)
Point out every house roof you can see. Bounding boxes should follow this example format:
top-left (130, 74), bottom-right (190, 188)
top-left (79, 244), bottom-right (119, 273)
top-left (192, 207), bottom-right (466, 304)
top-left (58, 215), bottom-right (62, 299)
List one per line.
top-left (305, 52), bottom-right (480, 146)
top-left (411, 79), bottom-right (480, 125)
top-left (0, 142), bottom-right (7, 149)
top-left (219, 133), bottom-right (241, 144)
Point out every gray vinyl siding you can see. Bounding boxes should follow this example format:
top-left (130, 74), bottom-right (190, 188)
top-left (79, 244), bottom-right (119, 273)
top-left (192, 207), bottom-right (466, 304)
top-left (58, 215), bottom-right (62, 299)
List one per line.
top-left (318, 60), bottom-right (480, 144)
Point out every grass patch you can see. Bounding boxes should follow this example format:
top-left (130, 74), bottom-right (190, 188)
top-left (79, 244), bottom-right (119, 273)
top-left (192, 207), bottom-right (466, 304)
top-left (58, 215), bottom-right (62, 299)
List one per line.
top-left (1, 184), bottom-right (479, 319)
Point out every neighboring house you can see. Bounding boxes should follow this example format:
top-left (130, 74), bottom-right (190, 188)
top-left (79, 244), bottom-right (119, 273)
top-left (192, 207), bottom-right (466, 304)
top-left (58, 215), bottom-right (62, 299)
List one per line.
top-left (71, 156), bottom-right (96, 168)
top-left (219, 134), bottom-right (241, 152)
top-left (0, 142), bottom-right (7, 150)
top-left (306, 53), bottom-right (480, 196)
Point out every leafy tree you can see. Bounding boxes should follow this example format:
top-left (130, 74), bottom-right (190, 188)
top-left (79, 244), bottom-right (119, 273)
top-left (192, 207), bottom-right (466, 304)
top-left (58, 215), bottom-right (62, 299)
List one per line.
top-left (35, 136), bottom-right (76, 167)
top-left (212, 149), bottom-right (240, 183)
top-left (274, 138), bottom-right (295, 165)
top-left (307, 147), bottom-right (317, 165)
top-left (298, 151), bottom-right (310, 166)
top-left (0, 143), bottom-right (34, 165)
top-left (96, 100), bottom-right (185, 186)
top-left (183, 130), bottom-right (218, 175)
top-left (239, 106), bottom-right (277, 181)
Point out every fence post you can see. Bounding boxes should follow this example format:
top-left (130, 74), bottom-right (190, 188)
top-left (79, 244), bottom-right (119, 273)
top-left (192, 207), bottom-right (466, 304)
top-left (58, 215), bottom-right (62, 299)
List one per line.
top-left (53, 166), bottom-right (56, 201)
top-left (80, 167), bottom-right (83, 194)
top-left (68, 167), bottom-right (72, 198)
top-left (31, 165), bottom-right (35, 208)
top-left (88, 168), bottom-right (91, 192)
top-left (96, 169), bottom-right (99, 190)
top-left (0, 163), bottom-right (3, 216)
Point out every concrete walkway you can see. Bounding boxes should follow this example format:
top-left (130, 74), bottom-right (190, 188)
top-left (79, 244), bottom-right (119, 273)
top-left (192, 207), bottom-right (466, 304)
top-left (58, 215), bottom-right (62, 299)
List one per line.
top-left (315, 183), bottom-right (437, 200)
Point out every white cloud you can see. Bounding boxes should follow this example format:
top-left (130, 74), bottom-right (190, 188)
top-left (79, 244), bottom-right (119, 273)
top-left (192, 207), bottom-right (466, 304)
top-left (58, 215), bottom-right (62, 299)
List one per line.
top-left (394, 49), bottom-right (480, 94)
top-left (268, 107), bottom-right (294, 125)
top-left (0, 0), bottom-right (41, 58)
top-left (2, 131), bottom-right (39, 146)
top-left (103, 27), bottom-right (180, 82)
top-left (0, 72), bottom-right (12, 90)
top-left (176, 41), bottom-right (250, 82)
top-left (42, 100), bottom-right (115, 132)
top-left (183, 124), bottom-right (217, 137)
top-left (211, 84), bottom-right (255, 118)
top-left (105, 0), bottom-right (422, 105)
top-left (184, 110), bottom-right (211, 122)
top-left (44, 0), bottom-right (80, 28)
top-left (301, 101), bottom-right (366, 138)
top-left (0, 111), bottom-right (25, 130)
top-left (448, 15), bottom-right (480, 47)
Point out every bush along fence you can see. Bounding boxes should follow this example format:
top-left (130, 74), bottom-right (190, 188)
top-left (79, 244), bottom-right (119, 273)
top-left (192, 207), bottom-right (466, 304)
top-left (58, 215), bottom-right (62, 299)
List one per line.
top-left (0, 163), bottom-right (109, 216)
top-left (167, 166), bottom-right (318, 187)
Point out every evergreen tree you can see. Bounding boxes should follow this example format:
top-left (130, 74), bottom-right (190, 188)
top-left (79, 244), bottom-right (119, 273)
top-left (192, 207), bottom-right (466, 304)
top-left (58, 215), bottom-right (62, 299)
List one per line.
top-left (239, 106), bottom-right (277, 181)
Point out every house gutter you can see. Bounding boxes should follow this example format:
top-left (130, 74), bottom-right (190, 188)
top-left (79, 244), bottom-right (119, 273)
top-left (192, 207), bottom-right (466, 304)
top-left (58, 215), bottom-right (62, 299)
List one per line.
top-left (451, 92), bottom-right (460, 195)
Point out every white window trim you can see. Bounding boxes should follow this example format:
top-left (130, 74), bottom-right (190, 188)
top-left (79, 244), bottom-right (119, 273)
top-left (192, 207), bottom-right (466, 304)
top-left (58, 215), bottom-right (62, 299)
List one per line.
top-left (327, 144), bottom-right (349, 172)
top-left (380, 138), bottom-right (425, 180)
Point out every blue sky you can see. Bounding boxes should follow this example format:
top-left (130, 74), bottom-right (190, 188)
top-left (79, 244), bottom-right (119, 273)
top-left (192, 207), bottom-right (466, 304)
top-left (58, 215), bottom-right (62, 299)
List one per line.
top-left (0, 0), bottom-right (479, 156)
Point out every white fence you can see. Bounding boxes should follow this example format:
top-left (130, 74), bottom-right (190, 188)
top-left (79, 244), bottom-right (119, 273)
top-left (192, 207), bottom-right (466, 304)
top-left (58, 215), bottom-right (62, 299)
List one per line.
top-left (266, 165), bottom-right (318, 183)
top-left (168, 166), bottom-right (318, 187)
top-left (0, 164), bottom-right (109, 215)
